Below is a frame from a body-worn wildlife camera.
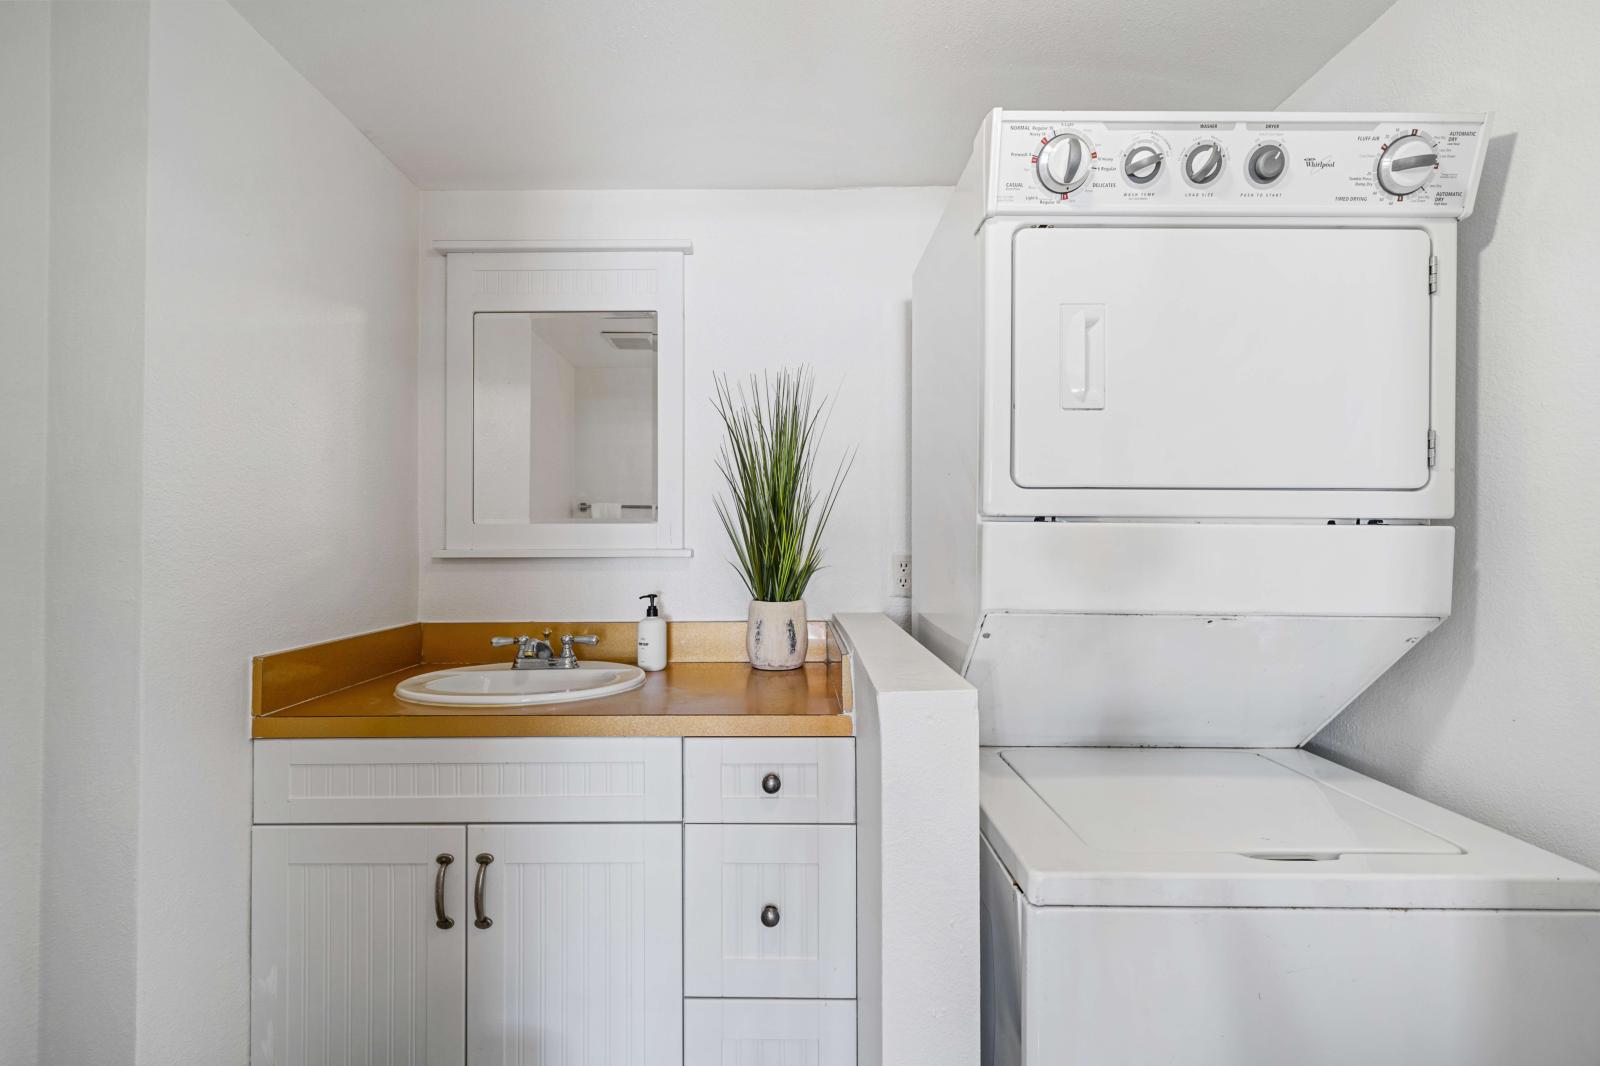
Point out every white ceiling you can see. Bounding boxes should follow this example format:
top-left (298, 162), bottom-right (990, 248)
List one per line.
top-left (230, 0), bottom-right (1393, 190)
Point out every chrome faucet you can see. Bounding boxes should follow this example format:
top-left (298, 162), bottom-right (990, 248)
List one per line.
top-left (490, 632), bottom-right (554, 669)
top-left (489, 631), bottom-right (597, 669)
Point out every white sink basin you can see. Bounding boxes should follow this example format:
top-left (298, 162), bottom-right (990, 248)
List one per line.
top-left (394, 661), bottom-right (646, 707)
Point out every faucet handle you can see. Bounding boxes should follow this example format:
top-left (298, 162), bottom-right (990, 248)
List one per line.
top-left (490, 635), bottom-right (529, 648)
top-left (560, 634), bottom-right (599, 657)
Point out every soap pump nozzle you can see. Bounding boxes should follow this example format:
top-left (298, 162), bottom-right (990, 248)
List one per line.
top-left (640, 593), bottom-right (660, 617)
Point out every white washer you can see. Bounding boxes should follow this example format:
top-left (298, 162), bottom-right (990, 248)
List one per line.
top-left (912, 110), bottom-right (1600, 1065)
top-left (981, 748), bottom-right (1600, 1065)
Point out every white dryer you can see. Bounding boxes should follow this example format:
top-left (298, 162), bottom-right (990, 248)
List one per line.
top-left (911, 110), bottom-right (1600, 1065)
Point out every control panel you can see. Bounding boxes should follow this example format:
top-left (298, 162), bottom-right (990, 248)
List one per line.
top-left (988, 112), bottom-right (1489, 217)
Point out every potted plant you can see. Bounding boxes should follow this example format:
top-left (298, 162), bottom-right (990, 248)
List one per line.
top-left (712, 368), bottom-right (851, 670)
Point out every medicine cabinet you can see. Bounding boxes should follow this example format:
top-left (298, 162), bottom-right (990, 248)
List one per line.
top-left (437, 241), bottom-right (691, 556)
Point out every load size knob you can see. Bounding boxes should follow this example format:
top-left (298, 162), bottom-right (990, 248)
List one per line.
top-left (1376, 134), bottom-right (1439, 197)
top-left (1122, 145), bottom-right (1163, 185)
top-left (1036, 132), bottom-right (1094, 194)
top-left (1183, 140), bottom-right (1225, 186)
top-left (1247, 143), bottom-right (1286, 185)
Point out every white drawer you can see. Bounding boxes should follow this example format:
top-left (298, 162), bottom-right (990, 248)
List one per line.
top-left (253, 738), bottom-right (682, 824)
top-left (684, 738), bottom-right (855, 824)
top-left (685, 825), bottom-right (856, 999)
top-left (685, 999), bottom-right (856, 1065)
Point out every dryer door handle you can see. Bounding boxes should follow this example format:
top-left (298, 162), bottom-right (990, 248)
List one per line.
top-left (1059, 303), bottom-right (1106, 410)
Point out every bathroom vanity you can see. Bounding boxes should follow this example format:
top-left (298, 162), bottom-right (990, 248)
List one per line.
top-left (247, 621), bottom-right (885, 1065)
top-left (252, 736), bottom-right (856, 1064)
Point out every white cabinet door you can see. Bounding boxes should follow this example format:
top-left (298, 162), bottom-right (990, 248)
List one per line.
top-left (685, 825), bottom-right (857, 999)
top-left (252, 825), bottom-right (466, 1066)
top-left (466, 824), bottom-right (682, 1066)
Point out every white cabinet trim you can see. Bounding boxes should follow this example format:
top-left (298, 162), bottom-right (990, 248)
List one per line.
top-left (432, 239), bottom-right (693, 255)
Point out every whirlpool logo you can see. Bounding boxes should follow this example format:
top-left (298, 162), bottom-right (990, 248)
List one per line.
top-left (1302, 156), bottom-right (1337, 170)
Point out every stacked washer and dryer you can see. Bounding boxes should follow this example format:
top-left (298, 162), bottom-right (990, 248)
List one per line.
top-left (912, 110), bottom-right (1600, 1065)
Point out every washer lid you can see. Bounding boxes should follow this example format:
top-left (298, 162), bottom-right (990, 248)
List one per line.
top-left (981, 747), bottom-right (1600, 910)
top-left (1004, 747), bottom-right (1457, 858)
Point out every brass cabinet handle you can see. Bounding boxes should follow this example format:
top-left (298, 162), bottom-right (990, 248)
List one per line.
top-left (433, 854), bottom-right (454, 929)
top-left (473, 853), bottom-right (494, 929)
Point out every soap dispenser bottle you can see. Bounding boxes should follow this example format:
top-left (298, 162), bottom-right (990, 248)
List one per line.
top-left (637, 593), bottom-right (667, 672)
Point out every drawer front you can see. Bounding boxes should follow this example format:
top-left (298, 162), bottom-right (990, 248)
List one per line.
top-left (253, 738), bottom-right (682, 824)
top-left (685, 999), bottom-right (856, 1065)
top-left (684, 738), bottom-right (855, 824)
top-left (685, 825), bottom-right (856, 999)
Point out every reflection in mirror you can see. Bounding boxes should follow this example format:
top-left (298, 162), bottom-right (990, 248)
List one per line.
top-left (472, 311), bottom-right (658, 525)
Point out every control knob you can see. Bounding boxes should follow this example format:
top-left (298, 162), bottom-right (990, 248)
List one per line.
top-left (1036, 131), bottom-right (1094, 194)
top-left (1376, 134), bottom-right (1439, 196)
top-left (1247, 143), bottom-right (1286, 185)
top-left (1183, 140), bottom-right (1225, 186)
top-left (1122, 144), bottom-right (1163, 185)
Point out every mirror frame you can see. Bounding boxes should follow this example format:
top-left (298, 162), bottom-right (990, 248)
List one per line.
top-left (439, 243), bottom-right (690, 556)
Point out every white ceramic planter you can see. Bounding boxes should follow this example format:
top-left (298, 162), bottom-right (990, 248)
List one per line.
top-left (747, 599), bottom-right (808, 671)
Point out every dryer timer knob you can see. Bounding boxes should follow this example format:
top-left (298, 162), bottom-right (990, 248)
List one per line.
top-left (1248, 144), bottom-right (1287, 184)
top-left (1036, 132), bottom-right (1094, 194)
top-left (1376, 134), bottom-right (1439, 196)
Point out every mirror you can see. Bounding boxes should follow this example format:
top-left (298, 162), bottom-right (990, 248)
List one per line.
top-left (441, 244), bottom-right (686, 556)
top-left (472, 311), bottom-right (658, 525)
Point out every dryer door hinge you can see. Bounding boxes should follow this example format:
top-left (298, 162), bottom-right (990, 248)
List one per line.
top-left (1427, 428), bottom-right (1438, 467)
top-left (1428, 255), bottom-right (1439, 294)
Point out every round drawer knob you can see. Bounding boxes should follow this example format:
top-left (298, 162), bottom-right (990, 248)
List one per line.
top-left (761, 772), bottom-right (782, 795)
top-left (760, 904), bottom-right (781, 928)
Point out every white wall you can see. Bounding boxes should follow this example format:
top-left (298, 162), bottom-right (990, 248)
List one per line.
top-left (0, 7), bottom-right (50, 1060)
top-left (40, 4), bottom-right (150, 1061)
top-left (134, 3), bottom-right (419, 1060)
top-left (1289, 0), bottom-right (1600, 870)
top-left (419, 189), bottom-right (946, 622)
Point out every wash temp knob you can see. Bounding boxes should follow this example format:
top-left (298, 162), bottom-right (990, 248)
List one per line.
top-left (1036, 131), bottom-right (1094, 193)
top-left (1123, 144), bottom-right (1163, 185)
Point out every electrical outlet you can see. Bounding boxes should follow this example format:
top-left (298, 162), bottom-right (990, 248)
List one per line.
top-left (891, 553), bottom-right (912, 596)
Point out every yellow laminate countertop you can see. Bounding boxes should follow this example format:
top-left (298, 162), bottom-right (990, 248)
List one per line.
top-left (251, 660), bottom-right (851, 739)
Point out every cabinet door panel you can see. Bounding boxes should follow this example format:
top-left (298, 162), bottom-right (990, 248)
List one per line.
top-left (685, 825), bottom-right (857, 999)
top-left (252, 825), bottom-right (466, 1066)
top-left (467, 824), bottom-right (682, 1066)
top-left (683, 738), bottom-right (855, 824)
top-left (254, 738), bottom-right (683, 824)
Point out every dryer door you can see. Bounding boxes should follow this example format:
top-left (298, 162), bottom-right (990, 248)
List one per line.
top-left (1010, 226), bottom-right (1433, 490)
